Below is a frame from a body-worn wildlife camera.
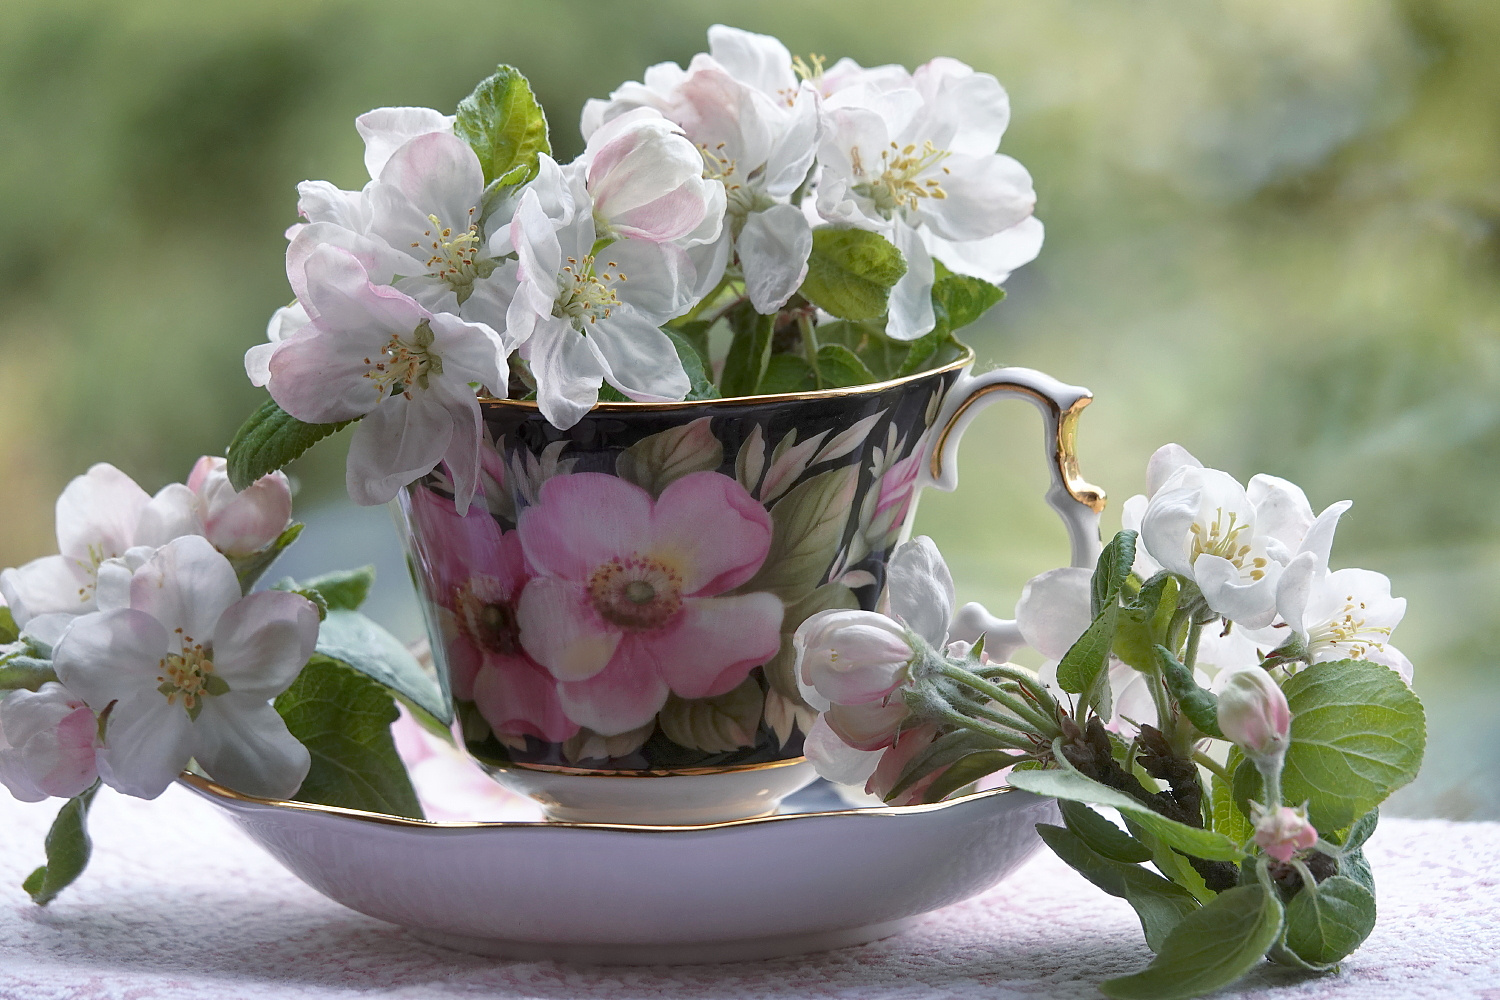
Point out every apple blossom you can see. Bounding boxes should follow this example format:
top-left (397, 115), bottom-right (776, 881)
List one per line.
top-left (1216, 668), bottom-right (1290, 761)
top-left (0, 464), bottom-right (203, 645)
top-left (264, 245), bottom-right (511, 511)
top-left (187, 457), bottom-right (293, 558)
top-left (0, 683), bottom-right (99, 802)
top-left (52, 536), bottom-right (318, 800)
top-left (1251, 801), bottom-right (1318, 862)
top-left (794, 610), bottom-right (916, 711)
top-left (504, 183), bottom-right (694, 428)
top-left (1264, 554), bottom-right (1412, 681)
top-left (576, 108), bottom-right (725, 245)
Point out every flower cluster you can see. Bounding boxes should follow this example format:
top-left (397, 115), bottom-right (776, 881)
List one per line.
top-left (0, 460), bottom-right (317, 803)
top-left (243, 26), bottom-right (1039, 510)
top-left (795, 444), bottom-right (1424, 997)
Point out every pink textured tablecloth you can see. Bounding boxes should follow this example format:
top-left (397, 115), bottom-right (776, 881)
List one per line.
top-left (0, 785), bottom-right (1496, 1000)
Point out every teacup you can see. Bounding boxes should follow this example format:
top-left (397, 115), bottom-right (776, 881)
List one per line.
top-left (397, 348), bottom-right (1104, 823)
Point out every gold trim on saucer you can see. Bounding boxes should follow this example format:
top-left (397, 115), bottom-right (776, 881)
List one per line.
top-left (478, 348), bottom-right (973, 408)
top-left (486, 756), bottom-right (810, 778)
top-left (929, 380), bottom-right (1107, 514)
top-left (176, 771), bottom-right (1016, 832)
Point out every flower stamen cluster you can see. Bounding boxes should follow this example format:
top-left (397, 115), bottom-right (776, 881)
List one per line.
top-left (362, 320), bottom-right (444, 399)
top-left (853, 140), bottom-right (952, 216)
top-left (555, 256), bottom-right (626, 326)
top-left (155, 633), bottom-right (229, 721)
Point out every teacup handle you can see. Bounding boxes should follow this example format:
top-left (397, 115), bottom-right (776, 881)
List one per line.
top-left (916, 365), bottom-right (1107, 658)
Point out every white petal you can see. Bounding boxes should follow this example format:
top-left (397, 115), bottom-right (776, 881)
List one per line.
top-left (1247, 474), bottom-right (1317, 554)
top-left (1275, 551), bottom-right (1320, 637)
top-left (922, 216), bottom-right (1043, 285)
top-left (129, 536), bottom-right (242, 643)
top-left (134, 483), bottom-right (205, 548)
top-left (587, 312), bottom-right (691, 402)
top-left (210, 591), bottom-right (320, 697)
top-left (804, 713), bottom-right (884, 786)
top-left (707, 24), bottom-right (797, 98)
top-left (368, 133), bottom-right (485, 260)
top-left (884, 223), bottom-right (936, 341)
top-left (55, 464), bottom-right (151, 565)
top-left (97, 692), bottom-right (194, 799)
top-left (344, 396), bottom-right (455, 506)
top-left (295, 180), bottom-right (370, 231)
top-left (1195, 556), bottom-right (1280, 629)
top-left (0, 556), bottom-right (91, 624)
top-left (356, 106), bottom-right (456, 181)
top-left (1294, 499), bottom-right (1352, 569)
top-left (1146, 444), bottom-right (1203, 497)
top-left (739, 205), bottom-right (813, 313)
top-left (522, 317), bottom-right (605, 430)
top-left (884, 537), bottom-right (954, 647)
top-left (917, 153), bottom-right (1035, 243)
top-left (192, 696), bottom-right (311, 800)
top-left (1015, 567), bottom-right (1093, 661)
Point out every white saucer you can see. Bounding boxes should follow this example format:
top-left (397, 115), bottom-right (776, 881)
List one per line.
top-left (181, 774), bottom-right (1056, 964)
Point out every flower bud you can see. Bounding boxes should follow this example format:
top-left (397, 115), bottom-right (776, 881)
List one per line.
top-left (188, 456), bottom-right (293, 557)
top-left (794, 609), bottom-right (917, 710)
top-left (581, 108), bottom-right (722, 244)
top-left (0, 683), bottom-right (99, 802)
top-left (1216, 668), bottom-right (1290, 759)
top-left (1251, 801), bottom-right (1318, 862)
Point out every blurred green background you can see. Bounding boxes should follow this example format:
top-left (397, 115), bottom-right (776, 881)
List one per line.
top-left (2, 0), bottom-right (1494, 817)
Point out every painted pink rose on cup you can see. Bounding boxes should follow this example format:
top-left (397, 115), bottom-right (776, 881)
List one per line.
top-left (515, 471), bottom-right (784, 735)
top-left (406, 488), bottom-right (578, 744)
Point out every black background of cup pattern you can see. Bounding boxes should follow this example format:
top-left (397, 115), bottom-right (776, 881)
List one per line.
top-left (400, 365), bottom-right (963, 772)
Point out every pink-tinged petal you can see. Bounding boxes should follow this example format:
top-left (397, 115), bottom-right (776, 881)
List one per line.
top-left (129, 536), bottom-right (241, 644)
top-left (344, 396), bottom-right (455, 507)
top-left (285, 223), bottom-right (411, 304)
top-left (739, 205), bottom-right (813, 313)
top-left (134, 483), bottom-right (205, 548)
top-left (96, 692), bottom-right (194, 800)
top-left (519, 316), bottom-right (605, 430)
top-left (472, 652), bottom-right (579, 744)
top-left (192, 695), bottom-right (311, 800)
top-left (516, 577), bottom-right (620, 682)
top-left (825, 699), bottom-right (908, 751)
top-left (0, 556), bottom-right (92, 623)
top-left (426, 311), bottom-right (507, 390)
top-left (55, 463), bottom-right (151, 565)
top-left (34, 706), bottom-right (99, 799)
top-left (0, 684), bottom-right (98, 801)
top-left (299, 244), bottom-right (431, 339)
top-left (445, 628), bottom-right (483, 701)
top-left (356, 106), bottom-right (455, 180)
top-left (804, 713), bottom-right (883, 786)
top-left (518, 473), bottom-right (654, 581)
top-left (203, 473), bottom-right (294, 557)
top-left (265, 324), bottom-right (385, 424)
top-left (432, 380), bottom-right (486, 514)
top-left (371, 132), bottom-right (483, 239)
top-left (1016, 567), bottom-right (1093, 661)
top-left (52, 609), bottom-right (170, 712)
top-left (405, 486), bottom-right (515, 597)
top-left (866, 722), bottom-right (941, 804)
top-left (210, 590), bottom-right (320, 697)
top-left (648, 472), bottom-right (772, 595)
top-left (554, 642), bottom-right (671, 736)
top-left (652, 593), bottom-right (784, 700)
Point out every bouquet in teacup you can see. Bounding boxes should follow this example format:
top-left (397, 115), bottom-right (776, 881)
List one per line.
top-left (0, 24), bottom-right (1425, 1000)
top-left (796, 444), bottom-right (1424, 998)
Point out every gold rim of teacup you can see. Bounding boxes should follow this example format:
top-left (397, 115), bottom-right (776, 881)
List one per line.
top-left (487, 756), bottom-right (811, 777)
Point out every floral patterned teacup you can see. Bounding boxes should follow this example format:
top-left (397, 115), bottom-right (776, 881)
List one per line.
top-left (398, 351), bottom-right (1104, 822)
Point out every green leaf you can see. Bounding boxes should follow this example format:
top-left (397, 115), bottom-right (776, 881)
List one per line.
top-left (616, 416), bottom-right (725, 497)
top-left (1125, 816), bottom-right (1215, 903)
top-left (1007, 768), bottom-right (1245, 862)
top-left (886, 728), bottom-right (997, 801)
top-left (1279, 658), bottom-right (1427, 831)
top-left (454, 65), bottom-right (550, 187)
top-left (227, 399), bottom-right (353, 492)
top-left (225, 522), bottom-right (303, 594)
top-left (1156, 645), bottom-right (1223, 738)
top-left (921, 749), bottom-right (1022, 803)
top-left (930, 261), bottom-right (1006, 333)
top-left (1038, 824), bottom-right (1200, 952)
top-left (23, 782), bottom-right (100, 905)
top-left (736, 465), bottom-right (858, 604)
top-left (1092, 531), bottom-right (1137, 617)
top-left (665, 328), bottom-right (719, 400)
top-left (1101, 883), bottom-right (1283, 1000)
top-left (756, 354), bottom-right (817, 394)
top-left (1281, 875), bottom-right (1376, 967)
top-left (720, 303), bottom-right (776, 397)
top-left (1113, 572), bottom-right (1179, 671)
top-left (893, 328), bottom-right (943, 379)
top-left (814, 343), bottom-right (877, 388)
top-left (799, 227), bottom-right (907, 320)
top-left (669, 319), bottom-right (713, 369)
top-left (816, 318), bottom-right (907, 380)
top-left (1340, 808), bottom-right (1379, 851)
top-left (1211, 761), bottom-right (1254, 844)
top-left (292, 565), bottom-right (375, 612)
top-left (274, 655), bottom-right (423, 818)
top-left (657, 676), bottom-right (763, 753)
top-left (0, 605), bottom-right (17, 644)
top-left (1056, 604), bottom-right (1118, 696)
top-left (0, 655), bottom-right (58, 691)
top-left (315, 609), bottom-right (450, 726)
top-left (1060, 800), bottom-right (1154, 863)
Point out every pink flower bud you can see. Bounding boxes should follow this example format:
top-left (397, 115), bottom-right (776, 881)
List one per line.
top-left (188, 456), bottom-right (293, 557)
top-left (866, 723), bottom-right (943, 805)
top-left (0, 683), bottom-right (99, 802)
top-left (1252, 802), bottom-right (1318, 862)
top-left (1216, 668), bottom-right (1291, 757)
top-left (794, 609), bottom-right (916, 709)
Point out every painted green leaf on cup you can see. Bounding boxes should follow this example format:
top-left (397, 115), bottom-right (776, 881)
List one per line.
top-left (1281, 875), bottom-right (1376, 967)
top-left (736, 465), bottom-right (858, 604)
top-left (615, 416), bottom-right (725, 497)
top-left (1101, 883), bottom-right (1283, 1000)
top-left (1008, 767), bottom-right (1245, 862)
top-left (274, 655), bottom-right (423, 819)
top-left (455, 65), bottom-right (550, 187)
top-left (799, 227), bottom-right (907, 320)
top-left (657, 676), bottom-right (763, 753)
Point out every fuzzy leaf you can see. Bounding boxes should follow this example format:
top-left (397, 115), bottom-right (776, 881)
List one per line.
top-left (657, 677), bottom-right (763, 753)
top-left (454, 65), bottom-right (550, 186)
top-left (921, 750), bottom-right (1022, 802)
top-left (1101, 883), bottom-right (1283, 1000)
top-left (1008, 767), bottom-right (1245, 862)
top-left (930, 261), bottom-right (1006, 333)
top-left (665, 328), bottom-right (719, 400)
top-left (227, 399), bottom-right (353, 491)
top-left (1092, 531), bottom-right (1137, 617)
top-left (22, 782), bottom-right (100, 905)
top-left (1211, 762), bottom-right (1254, 844)
top-left (290, 565), bottom-right (376, 612)
top-left (1056, 604), bottom-right (1118, 697)
top-left (1281, 875), bottom-right (1376, 967)
top-left (736, 465), bottom-right (857, 604)
top-left (616, 417), bottom-right (724, 497)
top-left (0, 606), bottom-right (17, 644)
top-left (0, 655), bottom-right (58, 691)
top-left (757, 354), bottom-right (817, 394)
top-left (274, 655), bottom-right (423, 818)
top-left (799, 227), bottom-right (907, 320)
top-left (315, 609), bottom-right (450, 726)
top-left (886, 728), bottom-right (995, 800)
top-left (1156, 644), bottom-right (1223, 738)
top-left (814, 343), bottom-right (877, 389)
top-left (1060, 800), bottom-right (1154, 863)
